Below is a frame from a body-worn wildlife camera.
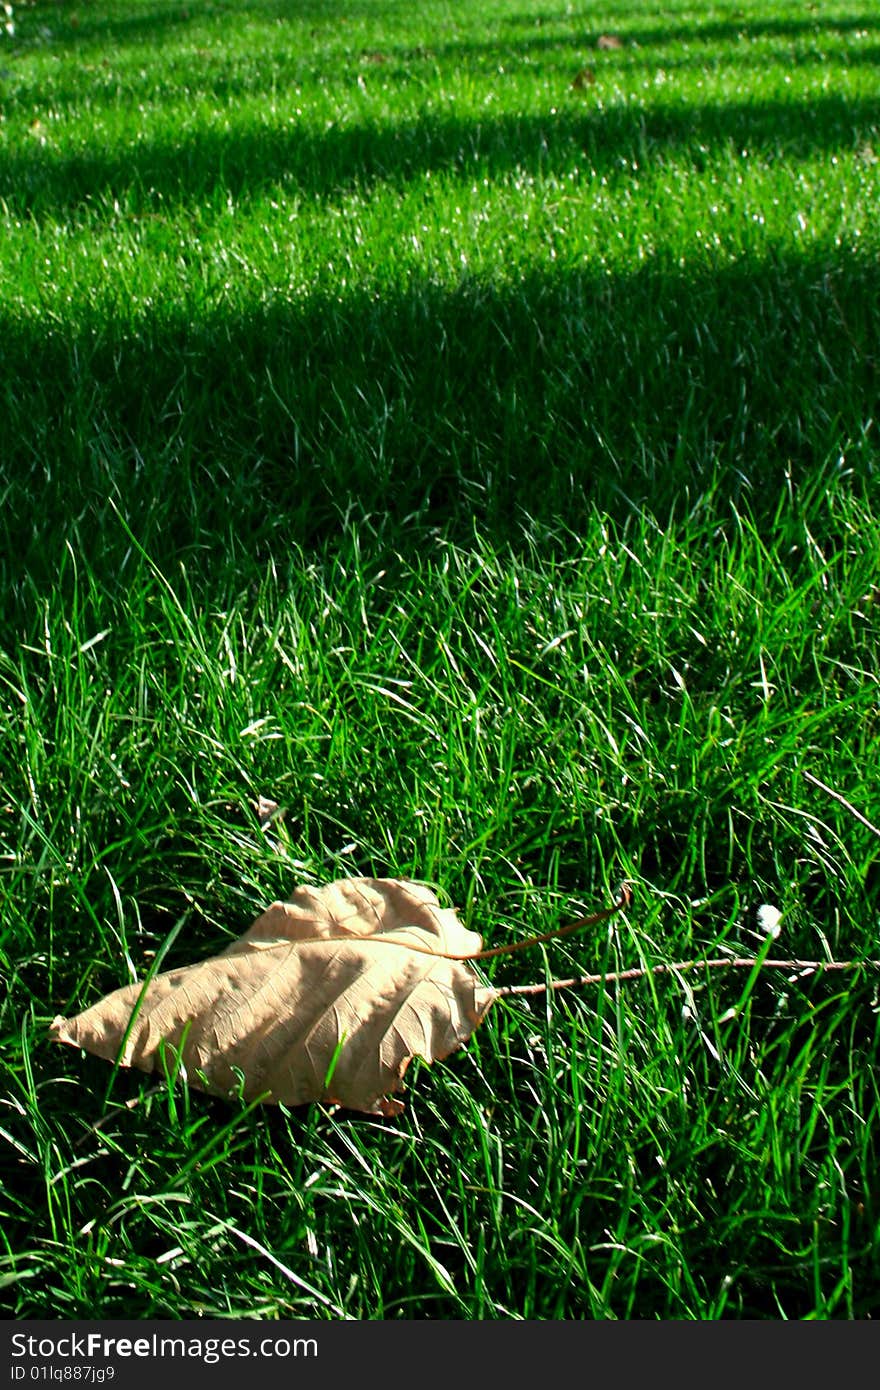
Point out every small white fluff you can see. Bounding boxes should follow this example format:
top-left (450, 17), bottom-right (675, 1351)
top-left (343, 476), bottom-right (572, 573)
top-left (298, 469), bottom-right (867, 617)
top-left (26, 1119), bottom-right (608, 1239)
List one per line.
top-left (757, 903), bottom-right (783, 939)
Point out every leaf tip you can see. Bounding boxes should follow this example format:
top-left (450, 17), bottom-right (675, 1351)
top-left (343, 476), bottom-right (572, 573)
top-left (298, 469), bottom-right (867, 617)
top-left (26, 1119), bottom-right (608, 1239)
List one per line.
top-left (48, 1015), bottom-right (72, 1044)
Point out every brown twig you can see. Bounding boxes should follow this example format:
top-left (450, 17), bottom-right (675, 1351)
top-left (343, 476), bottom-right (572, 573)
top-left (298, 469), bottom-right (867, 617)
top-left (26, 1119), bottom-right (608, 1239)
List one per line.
top-left (493, 955), bottom-right (880, 998)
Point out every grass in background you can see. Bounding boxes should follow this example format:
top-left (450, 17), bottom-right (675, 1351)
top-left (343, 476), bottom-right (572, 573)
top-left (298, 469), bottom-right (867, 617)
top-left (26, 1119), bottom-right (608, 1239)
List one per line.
top-left (1, 0), bottom-right (879, 1318)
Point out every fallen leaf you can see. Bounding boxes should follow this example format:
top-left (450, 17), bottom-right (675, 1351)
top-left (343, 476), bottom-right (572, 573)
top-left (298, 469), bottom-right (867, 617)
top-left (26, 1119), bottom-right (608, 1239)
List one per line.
top-left (252, 794), bottom-right (282, 831)
top-left (50, 878), bottom-right (495, 1117)
top-left (597, 33), bottom-right (623, 50)
top-left (571, 66), bottom-right (595, 90)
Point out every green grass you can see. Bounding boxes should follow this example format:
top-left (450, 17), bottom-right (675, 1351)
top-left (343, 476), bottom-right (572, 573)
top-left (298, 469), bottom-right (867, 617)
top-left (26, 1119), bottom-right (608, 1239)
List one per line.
top-left (1, 0), bottom-right (879, 1319)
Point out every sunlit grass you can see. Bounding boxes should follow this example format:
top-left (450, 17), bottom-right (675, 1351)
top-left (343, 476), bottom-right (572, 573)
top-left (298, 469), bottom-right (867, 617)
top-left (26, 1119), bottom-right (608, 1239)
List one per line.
top-left (1, 0), bottom-right (879, 1319)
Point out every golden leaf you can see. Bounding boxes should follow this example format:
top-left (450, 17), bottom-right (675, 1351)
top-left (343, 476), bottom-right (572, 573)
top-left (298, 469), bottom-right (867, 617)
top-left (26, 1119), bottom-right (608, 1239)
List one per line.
top-left (49, 878), bottom-right (495, 1117)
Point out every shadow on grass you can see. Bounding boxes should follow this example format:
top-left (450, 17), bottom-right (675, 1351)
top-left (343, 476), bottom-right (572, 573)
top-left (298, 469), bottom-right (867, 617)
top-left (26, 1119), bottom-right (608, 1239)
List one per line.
top-left (1, 248), bottom-right (877, 594)
top-left (498, 7), bottom-right (879, 47)
top-left (381, 9), bottom-right (880, 72)
top-left (3, 93), bottom-right (879, 218)
top-left (15, 0), bottom-right (879, 55)
top-left (9, 39), bottom-right (880, 122)
top-left (11, 0), bottom-right (411, 52)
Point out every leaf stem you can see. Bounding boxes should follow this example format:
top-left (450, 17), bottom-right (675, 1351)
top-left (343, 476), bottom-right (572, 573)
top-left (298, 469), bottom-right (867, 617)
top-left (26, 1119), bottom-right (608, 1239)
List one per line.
top-left (464, 882), bottom-right (632, 961)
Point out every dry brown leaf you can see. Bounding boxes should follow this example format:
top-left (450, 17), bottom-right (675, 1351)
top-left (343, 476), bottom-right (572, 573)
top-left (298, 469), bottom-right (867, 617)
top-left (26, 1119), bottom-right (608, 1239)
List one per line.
top-left (50, 878), bottom-right (495, 1117)
top-left (252, 794), bottom-right (282, 831)
top-left (597, 33), bottom-right (623, 50)
top-left (571, 66), bottom-right (595, 90)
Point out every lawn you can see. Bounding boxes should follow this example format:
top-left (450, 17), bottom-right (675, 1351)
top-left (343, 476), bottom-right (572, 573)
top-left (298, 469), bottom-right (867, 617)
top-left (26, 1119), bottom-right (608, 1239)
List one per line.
top-left (1, 0), bottom-right (879, 1319)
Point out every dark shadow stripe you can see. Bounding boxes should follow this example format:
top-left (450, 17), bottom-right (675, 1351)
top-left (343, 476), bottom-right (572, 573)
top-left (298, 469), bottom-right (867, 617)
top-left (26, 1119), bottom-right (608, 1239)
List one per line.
top-left (2, 95), bottom-right (878, 218)
top-left (1, 249), bottom-right (877, 591)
